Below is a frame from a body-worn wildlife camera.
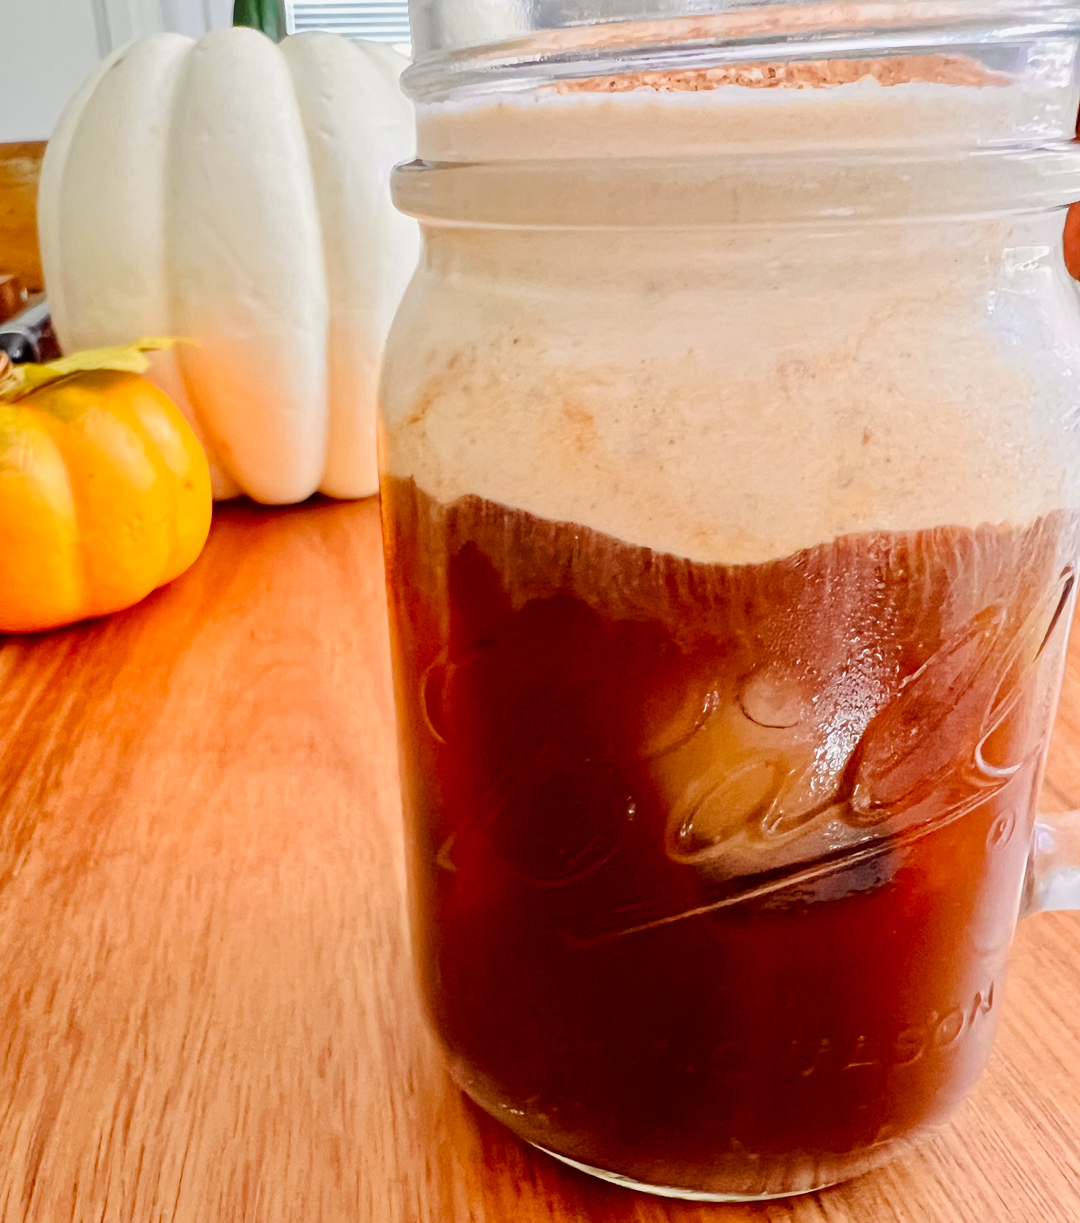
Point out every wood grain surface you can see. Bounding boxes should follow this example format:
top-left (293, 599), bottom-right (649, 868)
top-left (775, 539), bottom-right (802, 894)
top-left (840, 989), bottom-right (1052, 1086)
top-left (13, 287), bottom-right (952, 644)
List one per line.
top-left (0, 495), bottom-right (1078, 1223)
top-left (0, 143), bottom-right (46, 295)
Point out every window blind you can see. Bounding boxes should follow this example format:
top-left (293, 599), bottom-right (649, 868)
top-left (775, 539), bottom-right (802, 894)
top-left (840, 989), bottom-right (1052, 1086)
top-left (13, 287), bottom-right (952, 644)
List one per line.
top-left (286, 0), bottom-right (411, 48)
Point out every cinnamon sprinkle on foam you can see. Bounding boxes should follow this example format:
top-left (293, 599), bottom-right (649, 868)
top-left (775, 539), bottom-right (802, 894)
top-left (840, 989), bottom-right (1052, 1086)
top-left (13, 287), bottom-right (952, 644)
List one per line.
top-left (554, 54), bottom-right (1006, 93)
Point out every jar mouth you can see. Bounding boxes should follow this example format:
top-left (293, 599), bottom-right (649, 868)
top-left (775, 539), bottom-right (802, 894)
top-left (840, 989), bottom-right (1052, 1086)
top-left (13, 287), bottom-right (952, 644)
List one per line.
top-left (393, 144), bottom-right (1080, 228)
top-left (404, 0), bottom-right (1080, 104)
top-left (401, 1), bottom-right (1080, 226)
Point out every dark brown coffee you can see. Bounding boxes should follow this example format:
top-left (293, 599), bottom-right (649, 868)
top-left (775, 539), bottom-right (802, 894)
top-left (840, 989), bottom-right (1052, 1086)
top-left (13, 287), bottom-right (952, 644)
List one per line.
top-left (382, 475), bottom-right (1076, 1196)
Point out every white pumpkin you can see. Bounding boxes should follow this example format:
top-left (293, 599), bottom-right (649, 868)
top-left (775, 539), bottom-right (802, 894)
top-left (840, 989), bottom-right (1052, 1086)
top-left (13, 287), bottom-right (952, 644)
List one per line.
top-left (38, 28), bottom-right (419, 503)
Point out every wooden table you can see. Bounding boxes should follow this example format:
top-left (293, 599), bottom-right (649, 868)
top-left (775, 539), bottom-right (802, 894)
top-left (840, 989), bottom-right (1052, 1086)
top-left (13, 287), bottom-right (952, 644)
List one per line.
top-left (0, 143), bottom-right (46, 295)
top-left (1, 495), bottom-right (1079, 1223)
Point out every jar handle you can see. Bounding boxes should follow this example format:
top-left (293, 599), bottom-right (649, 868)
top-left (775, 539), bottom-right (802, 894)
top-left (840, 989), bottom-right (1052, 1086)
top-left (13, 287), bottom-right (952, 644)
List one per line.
top-left (1024, 810), bottom-right (1080, 914)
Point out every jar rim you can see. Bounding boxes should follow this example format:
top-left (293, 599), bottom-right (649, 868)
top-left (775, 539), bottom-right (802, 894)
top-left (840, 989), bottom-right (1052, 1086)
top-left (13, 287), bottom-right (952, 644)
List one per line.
top-left (404, 0), bottom-right (1080, 103)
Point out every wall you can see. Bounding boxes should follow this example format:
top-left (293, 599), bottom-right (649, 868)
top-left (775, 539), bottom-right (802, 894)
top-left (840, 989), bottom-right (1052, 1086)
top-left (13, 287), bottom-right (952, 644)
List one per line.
top-left (158, 0), bottom-right (234, 39)
top-left (0, 0), bottom-right (234, 142)
top-left (0, 0), bottom-right (102, 142)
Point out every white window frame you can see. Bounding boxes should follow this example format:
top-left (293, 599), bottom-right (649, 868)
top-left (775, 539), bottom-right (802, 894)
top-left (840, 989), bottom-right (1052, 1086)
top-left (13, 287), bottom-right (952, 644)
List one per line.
top-left (89, 0), bottom-right (410, 53)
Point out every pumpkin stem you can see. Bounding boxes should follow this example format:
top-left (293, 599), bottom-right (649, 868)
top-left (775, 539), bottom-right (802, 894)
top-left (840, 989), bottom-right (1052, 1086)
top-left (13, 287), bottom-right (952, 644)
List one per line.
top-left (233, 0), bottom-right (287, 41)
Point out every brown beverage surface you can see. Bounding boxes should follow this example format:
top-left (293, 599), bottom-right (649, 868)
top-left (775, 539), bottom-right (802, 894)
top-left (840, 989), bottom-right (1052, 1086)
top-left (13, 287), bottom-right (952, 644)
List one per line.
top-left (382, 476), bottom-right (1078, 1196)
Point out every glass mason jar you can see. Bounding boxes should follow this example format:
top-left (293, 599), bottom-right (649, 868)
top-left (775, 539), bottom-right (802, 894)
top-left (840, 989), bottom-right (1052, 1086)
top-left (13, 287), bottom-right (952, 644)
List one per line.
top-left (379, 0), bottom-right (1080, 1201)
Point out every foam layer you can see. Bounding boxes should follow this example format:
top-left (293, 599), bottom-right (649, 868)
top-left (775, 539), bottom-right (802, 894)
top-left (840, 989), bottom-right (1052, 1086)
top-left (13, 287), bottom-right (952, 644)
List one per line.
top-left (382, 73), bottom-right (1080, 565)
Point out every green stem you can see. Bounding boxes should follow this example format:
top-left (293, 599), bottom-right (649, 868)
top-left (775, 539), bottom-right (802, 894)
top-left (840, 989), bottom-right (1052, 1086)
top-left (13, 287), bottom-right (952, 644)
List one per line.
top-left (233, 0), bottom-right (285, 41)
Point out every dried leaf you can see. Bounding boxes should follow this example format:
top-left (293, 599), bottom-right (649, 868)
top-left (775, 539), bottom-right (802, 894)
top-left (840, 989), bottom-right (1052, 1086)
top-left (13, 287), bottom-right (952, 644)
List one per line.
top-left (0, 337), bottom-right (191, 403)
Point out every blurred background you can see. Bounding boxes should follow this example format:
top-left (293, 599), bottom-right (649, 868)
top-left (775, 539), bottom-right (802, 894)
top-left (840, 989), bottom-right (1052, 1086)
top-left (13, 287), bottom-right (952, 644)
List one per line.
top-left (1, 0), bottom-right (412, 143)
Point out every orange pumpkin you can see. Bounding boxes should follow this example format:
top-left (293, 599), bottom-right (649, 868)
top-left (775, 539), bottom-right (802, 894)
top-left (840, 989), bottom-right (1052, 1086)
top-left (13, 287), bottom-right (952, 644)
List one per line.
top-left (0, 342), bottom-right (212, 632)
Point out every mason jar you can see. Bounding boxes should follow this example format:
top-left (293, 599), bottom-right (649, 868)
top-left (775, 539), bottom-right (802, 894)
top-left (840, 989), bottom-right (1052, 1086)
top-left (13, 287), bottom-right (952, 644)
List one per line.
top-left (379, 0), bottom-right (1080, 1200)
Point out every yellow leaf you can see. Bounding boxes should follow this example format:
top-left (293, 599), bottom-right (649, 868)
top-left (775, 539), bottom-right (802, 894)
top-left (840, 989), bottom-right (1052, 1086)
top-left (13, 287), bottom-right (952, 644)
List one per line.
top-left (0, 337), bottom-right (192, 403)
